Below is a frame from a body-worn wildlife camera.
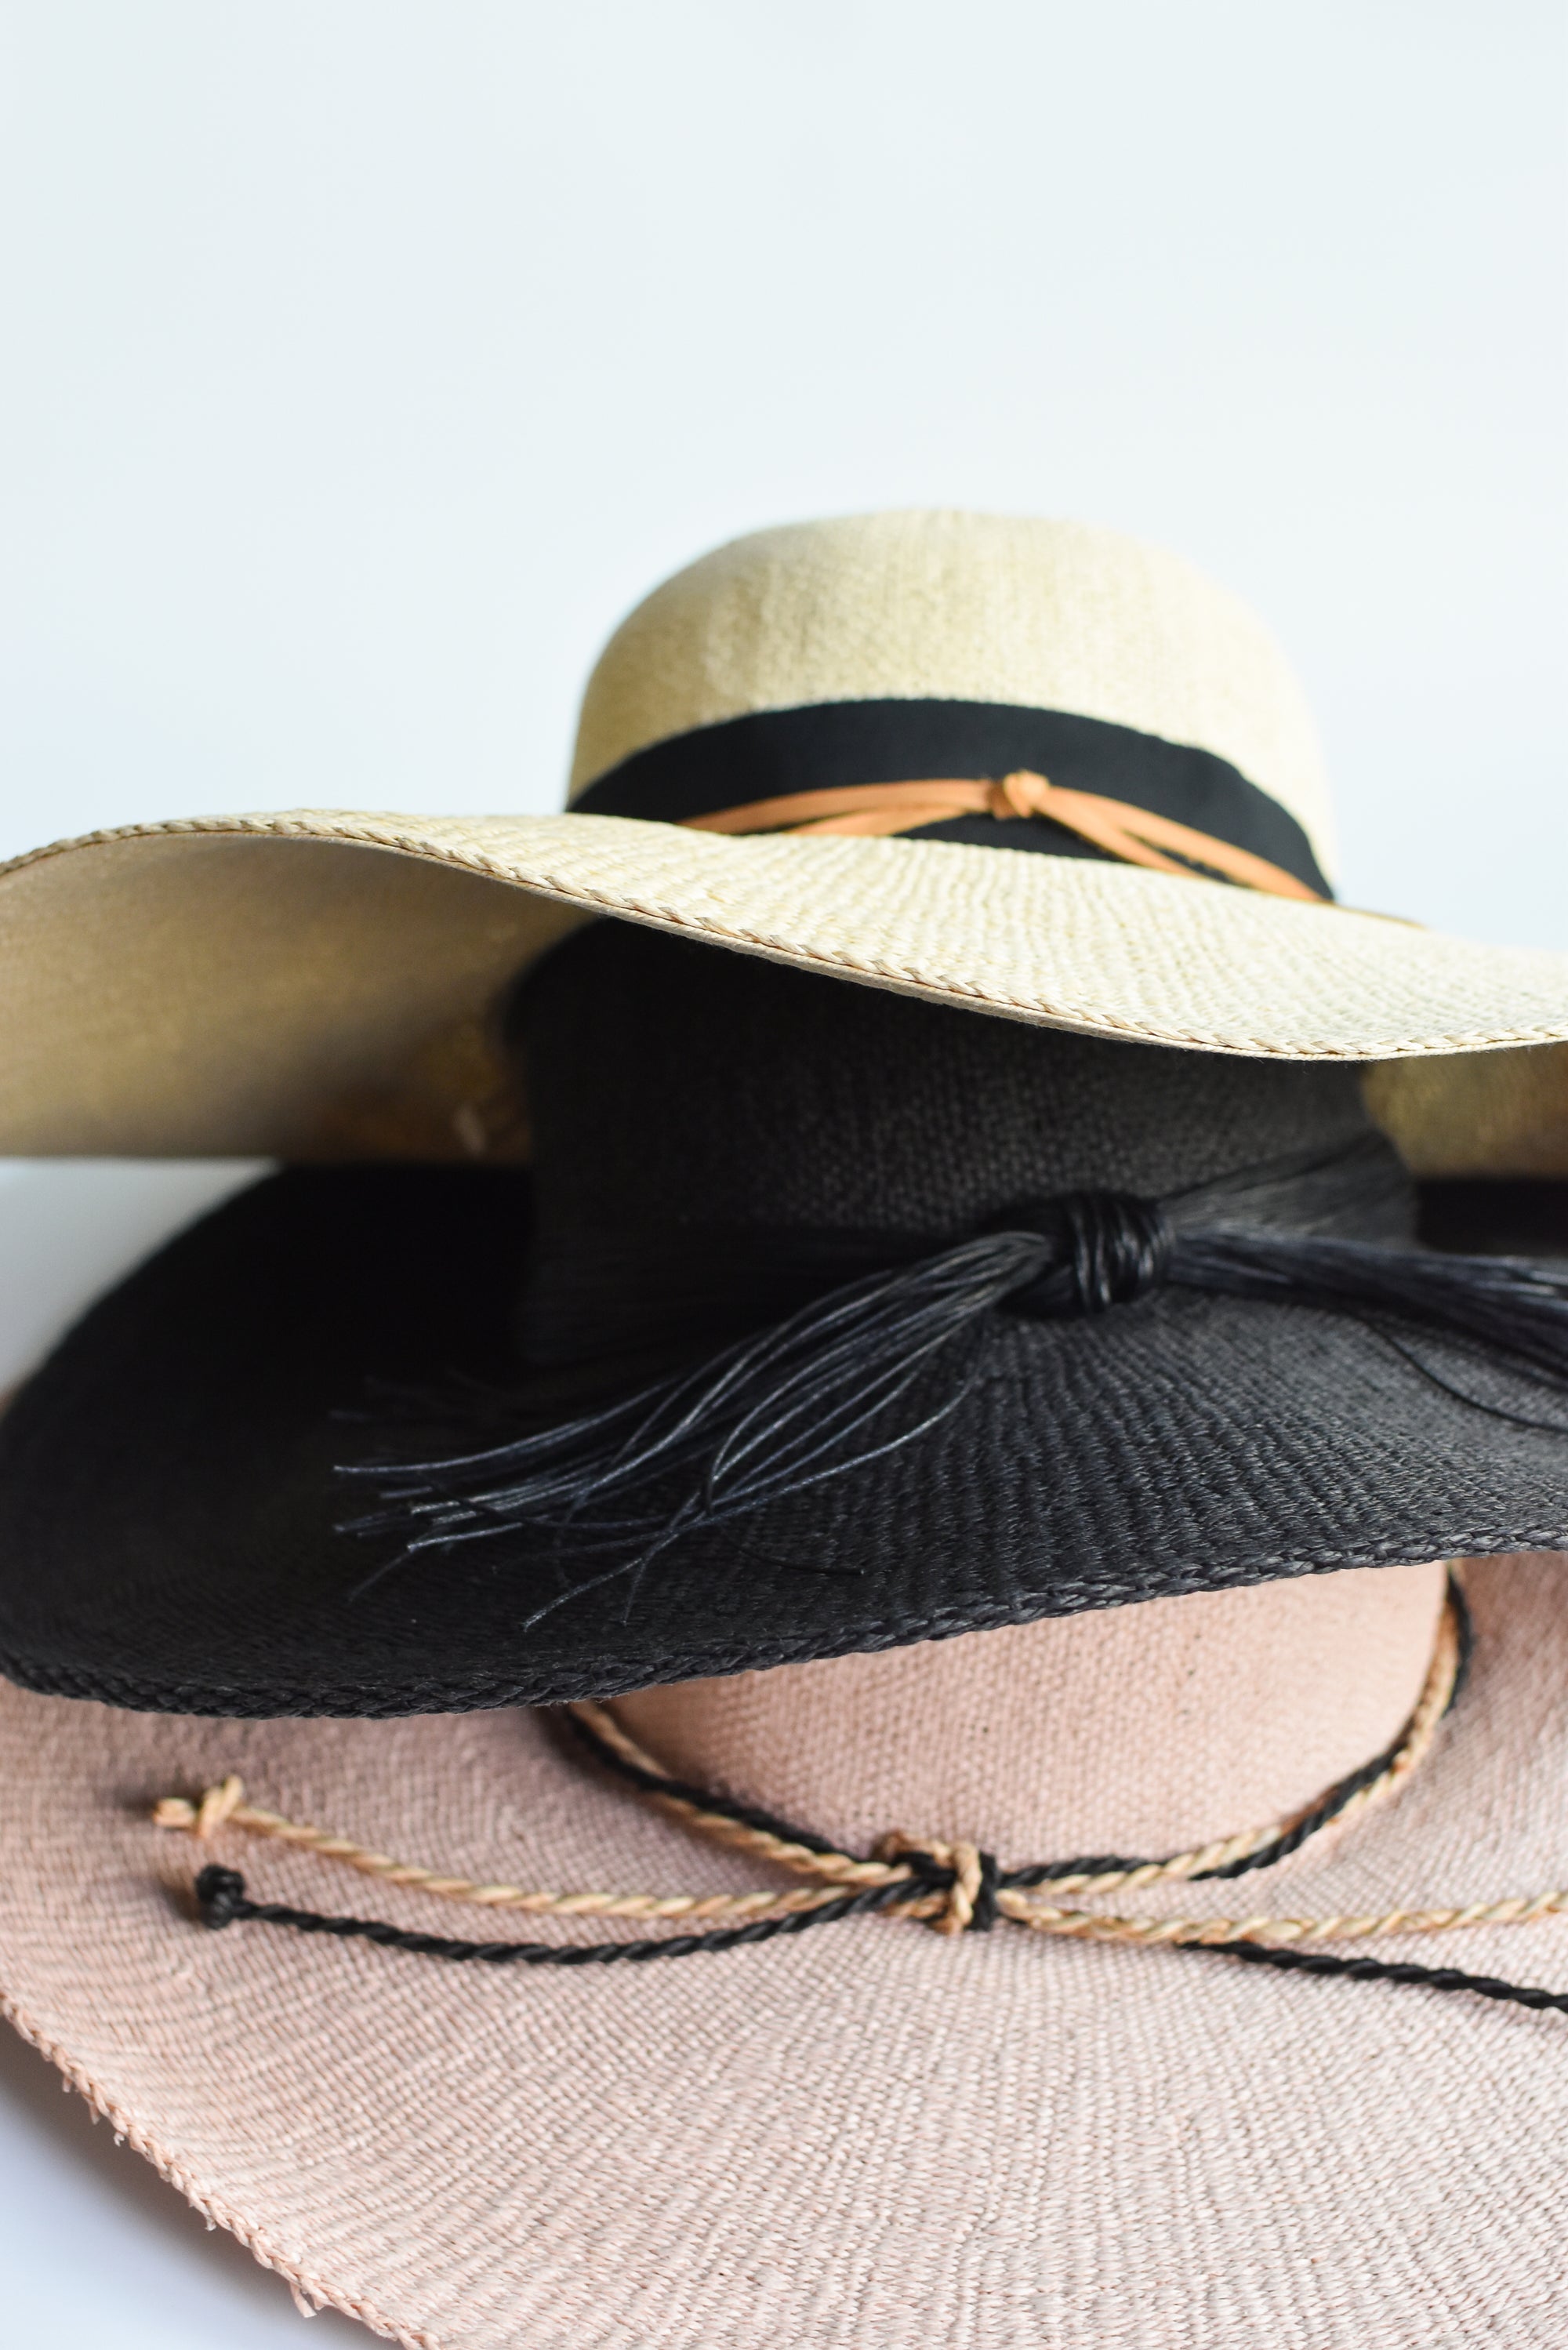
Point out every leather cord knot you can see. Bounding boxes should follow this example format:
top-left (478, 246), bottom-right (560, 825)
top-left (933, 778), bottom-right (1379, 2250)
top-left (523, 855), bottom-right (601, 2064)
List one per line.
top-left (1052, 1191), bottom-right (1172, 1315)
top-left (677, 768), bottom-right (1327, 903)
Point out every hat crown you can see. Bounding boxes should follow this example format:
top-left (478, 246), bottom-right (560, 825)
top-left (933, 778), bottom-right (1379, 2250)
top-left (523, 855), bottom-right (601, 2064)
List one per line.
top-left (619, 1561), bottom-right (1449, 1863)
top-left (569, 509), bottom-right (1337, 883)
top-left (522, 921), bottom-right (1385, 1251)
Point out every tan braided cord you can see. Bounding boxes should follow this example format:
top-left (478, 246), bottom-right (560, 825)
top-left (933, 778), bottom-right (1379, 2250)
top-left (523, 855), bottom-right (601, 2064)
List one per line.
top-left (993, 1887), bottom-right (1568, 1948)
top-left (153, 1775), bottom-right (867, 1924)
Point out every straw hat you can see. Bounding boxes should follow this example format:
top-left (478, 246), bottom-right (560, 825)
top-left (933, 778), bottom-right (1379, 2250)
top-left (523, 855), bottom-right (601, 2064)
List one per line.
top-left (5, 511), bottom-right (1568, 2343)
top-left (6, 913), bottom-right (1568, 1719)
top-left (0, 509), bottom-right (1566, 1171)
top-left (2, 1553), bottom-right (1568, 2346)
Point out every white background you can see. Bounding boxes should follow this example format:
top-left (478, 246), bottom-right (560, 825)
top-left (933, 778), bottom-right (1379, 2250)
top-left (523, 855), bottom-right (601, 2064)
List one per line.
top-left (0, 4), bottom-right (1563, 2340)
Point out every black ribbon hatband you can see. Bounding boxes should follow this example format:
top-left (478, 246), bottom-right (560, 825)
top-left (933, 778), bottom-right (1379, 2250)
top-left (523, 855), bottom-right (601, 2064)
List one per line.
top-left (572, 699), bottom-right (1334, 901)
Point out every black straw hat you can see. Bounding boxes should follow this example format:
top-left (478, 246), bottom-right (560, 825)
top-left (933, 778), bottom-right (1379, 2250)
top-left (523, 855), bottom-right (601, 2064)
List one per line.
top-left (5, 917), bottom-right (1568, 1720)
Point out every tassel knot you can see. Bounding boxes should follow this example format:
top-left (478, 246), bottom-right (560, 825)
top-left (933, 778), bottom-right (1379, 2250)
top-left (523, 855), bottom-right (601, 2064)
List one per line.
top-left (1050, 1193), bottom-right (1173, 1315)
top-left (338, 1135), bottom-right (1568, 1616)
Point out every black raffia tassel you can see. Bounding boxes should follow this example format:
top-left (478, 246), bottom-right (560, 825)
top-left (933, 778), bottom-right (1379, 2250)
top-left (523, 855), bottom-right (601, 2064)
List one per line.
top-left (336, 1137), bottom-right (1568, 1613)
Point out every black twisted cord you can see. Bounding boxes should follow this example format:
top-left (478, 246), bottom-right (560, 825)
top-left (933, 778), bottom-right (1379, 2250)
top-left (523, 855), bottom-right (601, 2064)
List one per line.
top-left (194, 1865), bottom-right (910, 1963)
top-left (192, 1862), bottom-right (1568, 2015)
top-left (1206, 1941), bottom-right (1568, 2014)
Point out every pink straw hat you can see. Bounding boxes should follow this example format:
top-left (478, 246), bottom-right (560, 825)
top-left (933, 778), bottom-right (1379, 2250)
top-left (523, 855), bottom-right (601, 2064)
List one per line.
top-left (2, 1554), bottom-right (1567, 2346)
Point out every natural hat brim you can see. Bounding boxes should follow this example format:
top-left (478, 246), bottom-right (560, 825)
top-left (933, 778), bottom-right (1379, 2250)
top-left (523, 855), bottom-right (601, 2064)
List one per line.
top-left (7, 1162), bottom-right (1568, 1717)
top-left (4, 811), bottom-right (1568, 1168)
top-left (2, 1551), bottom-right (1566, 2350)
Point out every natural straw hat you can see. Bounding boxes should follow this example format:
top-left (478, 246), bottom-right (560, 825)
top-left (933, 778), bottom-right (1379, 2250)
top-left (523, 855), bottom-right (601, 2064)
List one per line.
top-left (0, 510), bottom-right (1566, 1169)
top-left (3, 1554), bottom-right (1568, 2348)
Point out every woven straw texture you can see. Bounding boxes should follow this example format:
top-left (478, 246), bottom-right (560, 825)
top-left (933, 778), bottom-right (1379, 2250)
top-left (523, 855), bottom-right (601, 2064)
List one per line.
top-left (3, 1553), bottom-right (1566, 2348)
top-left (0, 511), bottom-right (1566, 1163)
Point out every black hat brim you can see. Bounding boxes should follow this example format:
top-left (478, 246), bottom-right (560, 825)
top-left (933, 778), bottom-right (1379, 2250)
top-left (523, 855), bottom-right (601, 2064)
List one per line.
top-left (3, 1164), bottom-right (1568, 1719)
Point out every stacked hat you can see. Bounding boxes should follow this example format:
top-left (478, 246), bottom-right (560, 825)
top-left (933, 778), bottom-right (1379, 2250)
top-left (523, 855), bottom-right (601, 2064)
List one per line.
top-left (2, 512), bottom-right (1568, 2347)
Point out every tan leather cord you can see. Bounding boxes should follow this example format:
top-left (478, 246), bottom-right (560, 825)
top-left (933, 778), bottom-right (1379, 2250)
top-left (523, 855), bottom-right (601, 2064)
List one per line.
top-left (150, 1575), bottom-right (1567, 1954)
top-left (682, 770), bottom-right (1326, 903)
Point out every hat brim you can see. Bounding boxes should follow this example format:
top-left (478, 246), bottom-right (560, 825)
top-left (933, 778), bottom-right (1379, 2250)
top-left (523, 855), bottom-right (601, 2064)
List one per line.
top-left (5, 1164), bottom-right (1568, 1717)
top-left (2, 1552), bottom-right (1566, 2348)
top-left (4, 812), bottom-right (1568, 1169)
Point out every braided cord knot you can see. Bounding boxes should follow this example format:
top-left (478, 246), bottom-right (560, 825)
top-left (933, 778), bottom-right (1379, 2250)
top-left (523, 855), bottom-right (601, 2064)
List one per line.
top-left (877, 1833), bottom-right (1000, 1934)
